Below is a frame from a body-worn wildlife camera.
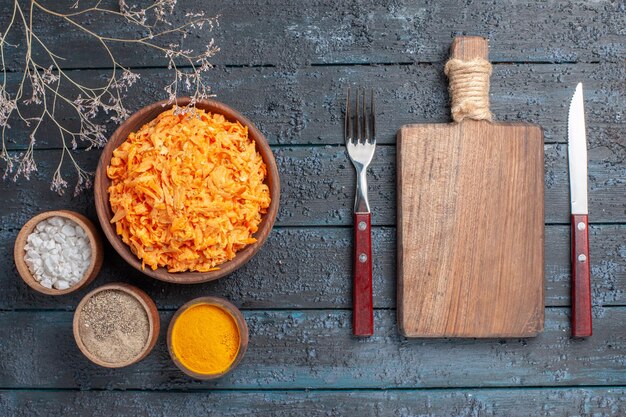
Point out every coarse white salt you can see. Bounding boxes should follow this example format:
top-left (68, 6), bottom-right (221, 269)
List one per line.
top-left (24, 216), bottom-right (92, 290)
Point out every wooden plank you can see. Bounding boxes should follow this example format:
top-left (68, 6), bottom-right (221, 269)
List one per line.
top-left (0, 308), bottom-right (624, 389)
top-left (2, 0), bottom-right (623, 69)
top-left (2, 64), bottom-right (623, 149)
top-left (1, 143), bottom-right (624, 226)
top-left (0, 224), bottom-right (623, 310)
top-left (1, 225), bottom-right (624, 310)
top-left (1, 388), bottom-right (625, 416)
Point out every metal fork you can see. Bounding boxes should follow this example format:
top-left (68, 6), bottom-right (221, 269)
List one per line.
top-left (345, 88), bottom-right (376, 337)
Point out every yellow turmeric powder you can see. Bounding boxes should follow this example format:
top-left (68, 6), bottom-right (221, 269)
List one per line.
top-left (171, 304), bottom-right (240, 375)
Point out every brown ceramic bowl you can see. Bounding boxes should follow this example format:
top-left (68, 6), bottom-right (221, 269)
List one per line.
top-left (73, 282), bottom-right (160, 368)
top-left (14, 210), bottom-right (104, 295)
top-left (94, 97), bottom-right (280, 284)
top-left (167, 296), bottom-right (248, 380)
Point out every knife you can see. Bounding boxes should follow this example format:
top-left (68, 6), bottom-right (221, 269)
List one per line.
top-left (568, 83), bottom-right (592, 337)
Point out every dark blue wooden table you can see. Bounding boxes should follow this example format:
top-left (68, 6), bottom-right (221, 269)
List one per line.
top-left (1, 1), bottom-right (625, 415)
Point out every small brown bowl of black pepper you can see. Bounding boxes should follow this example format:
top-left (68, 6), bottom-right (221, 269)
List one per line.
top-left (73, 282), bottom-right (160, 368)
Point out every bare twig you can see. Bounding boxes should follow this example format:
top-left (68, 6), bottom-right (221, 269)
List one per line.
top-left (0, 0), bottom-right (219, 195)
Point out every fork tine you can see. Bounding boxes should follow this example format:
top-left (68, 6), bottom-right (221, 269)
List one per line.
top-left (362, 89), bottom-right (368, 142)
top-left (370, 89), bottom-right (376, 143)
top-left (345, 88), bottom-right (350, 142)
top-left (354, 89), bottom-right (360, 143)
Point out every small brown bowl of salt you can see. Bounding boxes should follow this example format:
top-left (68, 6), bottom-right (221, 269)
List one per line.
top-left (14, 210), bottom-right (104, 295)
top-left (73, 283), bottom-right (160, 368)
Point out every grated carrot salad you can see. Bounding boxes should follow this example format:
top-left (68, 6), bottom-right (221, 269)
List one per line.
top-left (107, 108), bottom-right (271, 273)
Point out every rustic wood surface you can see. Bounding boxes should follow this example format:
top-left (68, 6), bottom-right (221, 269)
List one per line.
top-left (0, 0), bottom-right (624, 415)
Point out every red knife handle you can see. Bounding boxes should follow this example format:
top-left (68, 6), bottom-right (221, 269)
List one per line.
top-left (353, 212), bottom-right (373, 336)
top-left (571, 214), bottom-right (592, 337)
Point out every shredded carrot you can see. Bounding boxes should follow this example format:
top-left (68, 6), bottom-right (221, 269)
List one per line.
top-left (107, 108), bottom-right (271, 273)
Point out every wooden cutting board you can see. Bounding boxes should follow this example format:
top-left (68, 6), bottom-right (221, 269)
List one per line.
top-left (397, 37), bottom-right (545, 338)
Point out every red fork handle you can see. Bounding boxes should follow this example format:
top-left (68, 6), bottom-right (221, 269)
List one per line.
top-left (353, 212), bottom-right (373, 336)
top-left (571, 214), bottom-right (592, 337)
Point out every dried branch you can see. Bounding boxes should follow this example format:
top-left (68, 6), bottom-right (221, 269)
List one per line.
top-left (0, 0), bottom-right (219, 195)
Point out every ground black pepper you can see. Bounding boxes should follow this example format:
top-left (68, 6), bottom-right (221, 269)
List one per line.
top-left (78, 289), bottom-right (149, 364)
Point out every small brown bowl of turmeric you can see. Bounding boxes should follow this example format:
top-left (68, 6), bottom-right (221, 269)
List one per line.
top-left (167, 296), bottom-right (248, 380)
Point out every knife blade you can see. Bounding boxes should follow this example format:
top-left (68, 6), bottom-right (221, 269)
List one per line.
top-left (568, 83), bottom-right (588, 215)
top-left (568, 83), bottom-right (592, 337)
